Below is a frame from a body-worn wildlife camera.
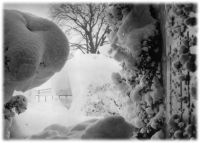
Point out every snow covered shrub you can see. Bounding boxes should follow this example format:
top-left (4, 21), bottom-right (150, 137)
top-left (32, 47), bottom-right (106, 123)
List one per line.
top-left (179, 45), bottom-right (189, 54)
top-left (4, 9), bottom-right (69, 139)
top-left (184, 17), bottom-right (197, 26)
top-left (82, 115), bottom-right (137, 139)
top-left (172, 60), bottom-right (182, 71)
top-left (144, 93), bottom-right (153, 107)
top-left (129, 82), bottom-right (145, 102)
top-left (168, 114), bottom-right (180, 131)
top-left (190, 86), bottom-right (197, 99)
top-left (30, 130), bottom-right (64, 139)
top-left (174, 130), bottom-right (183, 139)
top-left (111, 72), bottom-right (122, 84)
top-left (106, 4), bottom-right (165, 139)
top-left (70, 119), bottom-right (98, 132)
top-left (149, 105), bottom-right (165, 129)
top-left (184, 124), bottom-right (196, 138)
top-left (185, 60), bottom-right (196, 72)
top-left (4, 10), bottom-right (69, 103)
top-left (4, 95), bottom-right (27, 139)
top-left (179, 53), bottom-right (190, 65)
top-left (4, 95), bottom-right (27, 119)
top-left (151, 130), bottom-right (165, 139)
top-left (150, 77), bottom-right (164, 104)
top-left (131, 117), bottom-right (145, 128)
top-left (107, 5), bottom-right (160, 75)
top-left (83, 83), bottom-right (129, 117)
top-left (189, 36), bottom-right (197, 46)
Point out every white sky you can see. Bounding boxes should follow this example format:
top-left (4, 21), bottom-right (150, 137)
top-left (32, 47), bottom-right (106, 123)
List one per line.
top-left (4, 3), bottom-right (51, 19)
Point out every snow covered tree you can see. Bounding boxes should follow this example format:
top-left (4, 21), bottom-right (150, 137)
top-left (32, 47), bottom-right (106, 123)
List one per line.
top-left (50, 4), bottom-right (109, 54)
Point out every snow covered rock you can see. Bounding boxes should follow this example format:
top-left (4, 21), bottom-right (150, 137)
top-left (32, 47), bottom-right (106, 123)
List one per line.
top-left (4, 10), bottom-right (69, 102)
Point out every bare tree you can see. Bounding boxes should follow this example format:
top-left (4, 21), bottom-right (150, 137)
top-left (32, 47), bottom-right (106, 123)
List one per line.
top-left (50, 4), bottom-right (109, 54)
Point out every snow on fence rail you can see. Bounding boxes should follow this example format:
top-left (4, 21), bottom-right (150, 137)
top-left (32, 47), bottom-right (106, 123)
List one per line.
top-left (35, 88), bottom-right (72, 102)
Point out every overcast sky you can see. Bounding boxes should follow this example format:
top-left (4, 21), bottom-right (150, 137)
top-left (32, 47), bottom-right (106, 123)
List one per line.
top-left (4, 3), bottom-right (51, 19)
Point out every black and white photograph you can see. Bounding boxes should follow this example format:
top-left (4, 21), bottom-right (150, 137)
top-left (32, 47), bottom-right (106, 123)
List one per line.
top-left (2, 0), bottom-right (198, 140)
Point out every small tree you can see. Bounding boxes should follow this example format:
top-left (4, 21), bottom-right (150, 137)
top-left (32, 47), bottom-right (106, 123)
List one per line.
top-left (50, 3), bottom-right (109, 54)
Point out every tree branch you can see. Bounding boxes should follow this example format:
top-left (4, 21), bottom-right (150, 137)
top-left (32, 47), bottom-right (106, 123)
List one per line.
top-left (50, 4), bottom-right (109, 54)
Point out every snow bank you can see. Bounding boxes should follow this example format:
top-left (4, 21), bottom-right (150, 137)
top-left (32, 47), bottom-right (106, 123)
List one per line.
top-left (11, 99), bottom-right (92, 138)
top-left (28, 116), bottom-right (136, 139)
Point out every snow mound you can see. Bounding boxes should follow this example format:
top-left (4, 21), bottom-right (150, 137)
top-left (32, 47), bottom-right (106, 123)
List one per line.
top-left (82, 116), bottom-right (136, 139)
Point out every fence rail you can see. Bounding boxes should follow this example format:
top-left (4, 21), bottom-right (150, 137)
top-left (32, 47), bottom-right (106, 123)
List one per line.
top-left (35, 88), bottom-right (72, 102)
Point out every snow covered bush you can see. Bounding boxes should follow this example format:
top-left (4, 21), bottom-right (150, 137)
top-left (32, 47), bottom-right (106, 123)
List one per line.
top-left (4, 95), bottom-right (27, 118)
top-left (4, 9), bottom-right (69, 139)
top-left (4, 95), bottom-right (28, 139)
top-left (83, 83), bottom-right (129, 117)
top-left (82, 115), bottom-right (137, 139)
top-left (106, 4), bottom-right (165, 139)
top-left (4, 10), bottom-right (69, 103)
top-left (107, 5), bottom-right (160, 72)
top-left (151, 130), bottom-right (165, 139)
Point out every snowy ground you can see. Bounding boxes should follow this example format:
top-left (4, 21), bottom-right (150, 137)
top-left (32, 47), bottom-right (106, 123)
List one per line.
top-left (11, 97), bottom-right (99, 138)
top-left (10, 52), bottom-right (121, 139)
